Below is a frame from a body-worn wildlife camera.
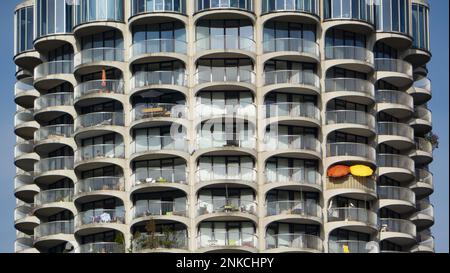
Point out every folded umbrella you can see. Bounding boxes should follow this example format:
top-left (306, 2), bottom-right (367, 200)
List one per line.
top-left (350, 165), bottom-right (374, 177)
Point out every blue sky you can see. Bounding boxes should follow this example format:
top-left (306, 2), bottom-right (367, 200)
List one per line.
top-left (0, 0), bottom-right (448, 253)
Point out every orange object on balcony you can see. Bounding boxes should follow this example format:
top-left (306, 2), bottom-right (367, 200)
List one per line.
top-left (101, 68), bottom-right (107, 87)
top-left (350, 165), bottom-right (373, 177)
top-left (327, 165), bottom-right (350, 178)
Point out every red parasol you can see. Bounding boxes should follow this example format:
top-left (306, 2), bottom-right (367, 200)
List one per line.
top-left (327, 165), bottom-right (350, 178)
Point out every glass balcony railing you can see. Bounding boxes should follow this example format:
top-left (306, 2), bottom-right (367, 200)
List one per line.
top-left (77, 209), bottom-right (125, 226)
top-left (326, 175), bottom-right (376, 193)
top-left (76, 176), bottom-right (125, 194)
top-left (196, 166), bottom-right (256, 183)
top-left (325, 46), bottom-right (373, 63)
top-left (376, 90), bottom-right (413, 109)
top-left (133, 168), bottom-right (187, 186)
top-left (261, 0), bottom-right (319, 15)
top-left (34, 156), bottom-right (74, 174)
top-left (75, 112), bottom-right (124, 130)
top-left (195, 35), bottom-right (255, 52)
top-left (35, 92), bottom-right (73, 111)
top-left (263, 38), bottom-right (319, 57)
top-left (263, 135), bottom-right (321, 153)
top-left (380, 218), bottom-right (416, 237)
top-left (74, 0), bottom-right (124, 26)
top-left (327, 207), bottom-right (377, 226)
top-left (34, 124), bottom-right (74, 142)
top-left (265, 233), bottom-right (322, 252)
top-left (195, 68), bottom-right (255, 84)
top-left (132, 104), bottom-right (187, 121)
top-left (197, 232), bottom-right (257, 249)
top-left (132, 136), bottom-right (188, 153)
top-left (266, 201), bottom-right (321, 218)
top-left (34, 220), bottom-right (74, 239)
top-left (14, 202), bottom-right (35, 221)
top-left (131, 39), bottom-right (187, 57)
top-left (74, 48), bottom-right (124, 67)
top-left (196, 0), bottom-right (253, 12)
top-left (14, 140), bottom-right (34, 159)
top-left (197, 133), bottom-right (256, 150)
top-left (415, 201), bottom-right (434, 218)
top-left (415, 169), bottom-right (433, 186)
top-left (326, 142), bottom-right (376, 161)
top-left (14, 108), bottom-right (35, 127)
top-left (264, 70), bottom-right (320, 87)
top-left (75, 79), bottom-right (124, 100)
top-left (133, 201), bottom-right (187, 218)
top-left (34, 61), bottom-right (74, 80)
top-left (76, 144), bottom-right (125, 162)
top-left (197, 199), bottom-right (257, 216)
top-left (413, 77), bottom-right (431, 92)
top-left (413, 106), bottom-right (432, 123)
top-left (131, 70), bottom-right (186, 88)
top-left (377, 122), bottom-right (414, 140)
top-left (14, 77), bottom-right (35, 97)
top-left (375, 58), bottom-right (413, 76)
top-left (326, 110), bottom-right (375, 128)
top-left (34, 188), bottom-right (73, 206)
top-left (196, 103), bottom-right (256, 119)
top-left (324, 0), bottom-right (373, 23)
top-left (78, 242), bottom-right (125, 253)
top-left (377, 154), bottom-right (414, 173)
top-left (132, 231), bottom-right (188, 252)
top-left (14, 171), bottom-right (34, 189)
top-left (264, 102), bottom-right (320, 120)
top-left (328, 240), bottom-right (373, 253)
top-left (265, 168), bottom-right (321, 187)
top-left (325, 78), bottom-right (374, 96)
top-left (15, 233), bottom-right (34, 252)
top-left (414, 137), bottom-right (433, 153)
top-left (131, 0), bottom-right (186, 16)
top-left (378, 186), bottom-right (415, 204)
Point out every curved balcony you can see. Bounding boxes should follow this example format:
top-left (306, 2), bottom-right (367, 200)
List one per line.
top-left (264, 102), bottom-right (321, 127)
top-left (262, 38), bottom-right (320, 62)
top-left (34, 125), bottom-right (74, 153)
top-left (14, 108), bottom-right (39, 139)
top-left (410, 201), bottom-right (434, 228)
top-left (410, 169), bottom-right (433, 197)
top-left (377, 122), bottom-right (414, 149)
top-left (197, 199), bottom-right (257, 223)
top-left (328, 240), bottom-right (376, 253)
top-left (195, 35), bottom-right (256, 60)
top-left (74, 112), bottom-right (124, 134)
top-left (132, 231), bottom-right (188, 253)
top-left (34, 93), bottom-right (74, 120)
top-left (409, 77), bottom-right (432, 104)
top-left (196, 134), bottom-right (256, 157)
top-left (195, 103), bottom-right (255, 123)
top-left (380, 218), bottom-right (416, 244)
top-left (374, 58), bottom-right (413, 86)
top-left (263, 70), bottom-right (320, 95)
top-left (74, 48), bottom-right (125, 74)
top-left (75, 144), bottom-right (125, 170)
top-left (326, 143), bottom-right (376, 166)
top-left (34, 188), bottom-right (74, 213)
top-left (197, 232), bottom-right (258, 253)
top-left (323, 0), bottom-right (373, 26)
top-left (76, 209), bottom-right (126, 233)
top-left (194, 68), bottom-right (255, 93)
top-left (130, 0), bottom-right (187, 21)
top-left (265, 201), bottom-right (322, 225)
top-left (324, 46), bottom-right (374, 73)
top-left (132, 168), bottom-right (188, 194)
top-left (378, 186), bottom-right (416, 212)
top-left (265, 233), bottom-right (322, 253)
top-left (34, 156), bottom-right (74, 181)
top-left (264, 168), bottom-right (321, 193)
top-left (376, 90), bottom-right (414, 119)
top-left (131, 136), bottom-right (189, 161)
top-left (14, 202), bottom-right (39, 233)
top-left (412, 232), bottom-right (435, 253)
top-left (75, 80), bottom-right (125, 101)
top-left (14, 171), bottom-right (38, 202)
top-left (14, 78), bottom-right (39, 108)
top-left (377, 154), bottom-right (415, 181)
top-left (15, 232), bottom-right (36, 253)
top-left (325, 110), bottom-right (375, 136)
top-left (76, 176), bottom-right (125, 197)
top-left (131, 70), bottom-right (187, 95)
top-left (262, 135), bottom-right (321, 159)
top-left (325, 176), bottom-right (377, 200)
top-left (34, 61), bottom-right (74, 89)
top-left (132, 201), bottom-right (188, 226)
top-left (14, 140), bottom-right (39, 171)
top-left (261, 0), bottom-right (319, 21)
top-left (194, 0), bottom-right (254, 22)
top-left (78, 242), bottom-right (125, 253)
top-left (73, 0), bottom-right (125, 33)
top-left (130, 39), bottom-right (187, 64)
top-left (34, 220), bottom-right (74, 243)
top-left (196, 166), bottom-right (256, 190)
top-left (410, 106), bottom-right (432, 134)
top-left (324, 78), bottom-right (375, 104)
top-left (327, 207), bottom-right (378, 232)
top-left (410, 137), bottom-right (433, 165)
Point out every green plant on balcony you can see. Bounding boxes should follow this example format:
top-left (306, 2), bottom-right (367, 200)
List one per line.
top-left (425, 132), bottom-right (439, 150)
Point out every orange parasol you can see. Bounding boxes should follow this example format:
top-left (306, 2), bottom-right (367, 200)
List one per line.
top-left (327, 165), bottom-right (350, 178)
top-left (101, 68), bottom-right (107, 87)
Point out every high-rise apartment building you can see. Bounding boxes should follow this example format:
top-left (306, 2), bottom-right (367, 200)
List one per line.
top-left (13, 0), bottom-right (434, 253)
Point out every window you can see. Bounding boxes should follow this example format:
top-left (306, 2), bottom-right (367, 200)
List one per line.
top-left (324, 0), bottom-right (371, 22)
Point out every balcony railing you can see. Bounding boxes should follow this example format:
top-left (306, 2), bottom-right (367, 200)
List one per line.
top-left (14, 140), bottom-right (34, 158)
top-left (74, 48), bottom-right (124, 67)
top-left (34, 156), bottom-right (74, 174)
top-left (378, 186), bottom-right (415, 204)
top-left (377, 154), bottom-right (414, 173)
top-left (264, 102), bottom-right (320, 120)
top-left (197, 232), bottom-right (257, 249)
top-left (415, 169), bottom-right (433, 186)
top-left (328, 240), bottom-right (373, 253)
top-left (133, 168), bottom-right (187, 186)
top-left (78, 242), bottom-right (125, 253)
top-left (266, 201), bottom-right (321, 218)
top-left (35, 124), bottom-right (74, 142)
top-left (195, 68), bottom-right (255, 84)
top-left (132, 231), bottom-right (188, 252)
top-left (75, 112), bottom-right (124, 130)
top-left (413, 77), bottom-right (431, 92)
top-left (197, 134), bottom-right (256, 150)
top-left (131, 0), bottom-right (186, 16)
top-left (265, 168), bottom-right (321, 187)
top-left (132, 136), bottom-right (188, 153)
top-left (264, 70), bottom-right (320, 87)
top-left (377, 122), bottom-right (414, 140)
top-left (14, 108), bottom-right (35, 127)
top-left (34, 60), bottom-right (74, 80)
top-left (197, 199), bottom-right (257, 216)
top-left (263, 38), bottom-right (319, 57)
top-left (376, 90), bottom-right (413, 109)
top-left (326, 110), bottom-right (375, 128)
top-left (14, 171), bottom-right (34, 189)
top-left (325, 78), bottom-right (374, 96)
top-left (413, 106), bottom-right (432, 123)
top-left (76, 176), bottom-right (125, 194)
top-left (15, 233), bottom-right (34, 252)
top-left (196, 0), bottom-right (253, 12)
top-left (76, 144), bottom-right (125, 162)
top-left (14, 203), bottom-right (34, 221)
top-left (263, 135), bottom-right (320, 152)
top-left (35, 92), bottom-right (73, 111)
top-left (131, 70), bottom-right (187, 88)
top-left (131, 39), bottom-right (187, 57)
top-left (74, 0), bottom-right (124, 26)
top-left (380, 218), bottom-right (416, 237)
top-left (326, 142), bottom-right (376, 161)
top-left (34, 220), bottom-right (74, 238)
top-left (326, 176), bottom-right (376, 194)
top-left (75, 79), bottom-right (124, 100)
top-left (414, 137), bottom-right (433, 153)
top-left (196, 103), bottom-right (256, 119)
top-left (262, 0), bottom-right (319, 14)
top-left (34, 188), bottom-right (73, 206)
top-left (196, 166), bottom-right (256, 183)
top-left (325, 46), bottom-right (373, 63)
top-left (327, 208), bottom-right (377, 226)
top-left (15, 77), bottom-right (35, 96)
top-left (133, 201), bottom-right (187, 218)
top-left (132, 103), bottom-right (187, 121)
top-left (195, 35), bottom-right (255, 52)
top-left (375, 58), bottom-right (413, 76)
top-left (77, 209), bottom-right (125, 226)
top-left (266, 233), bottom-right (322, 252)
